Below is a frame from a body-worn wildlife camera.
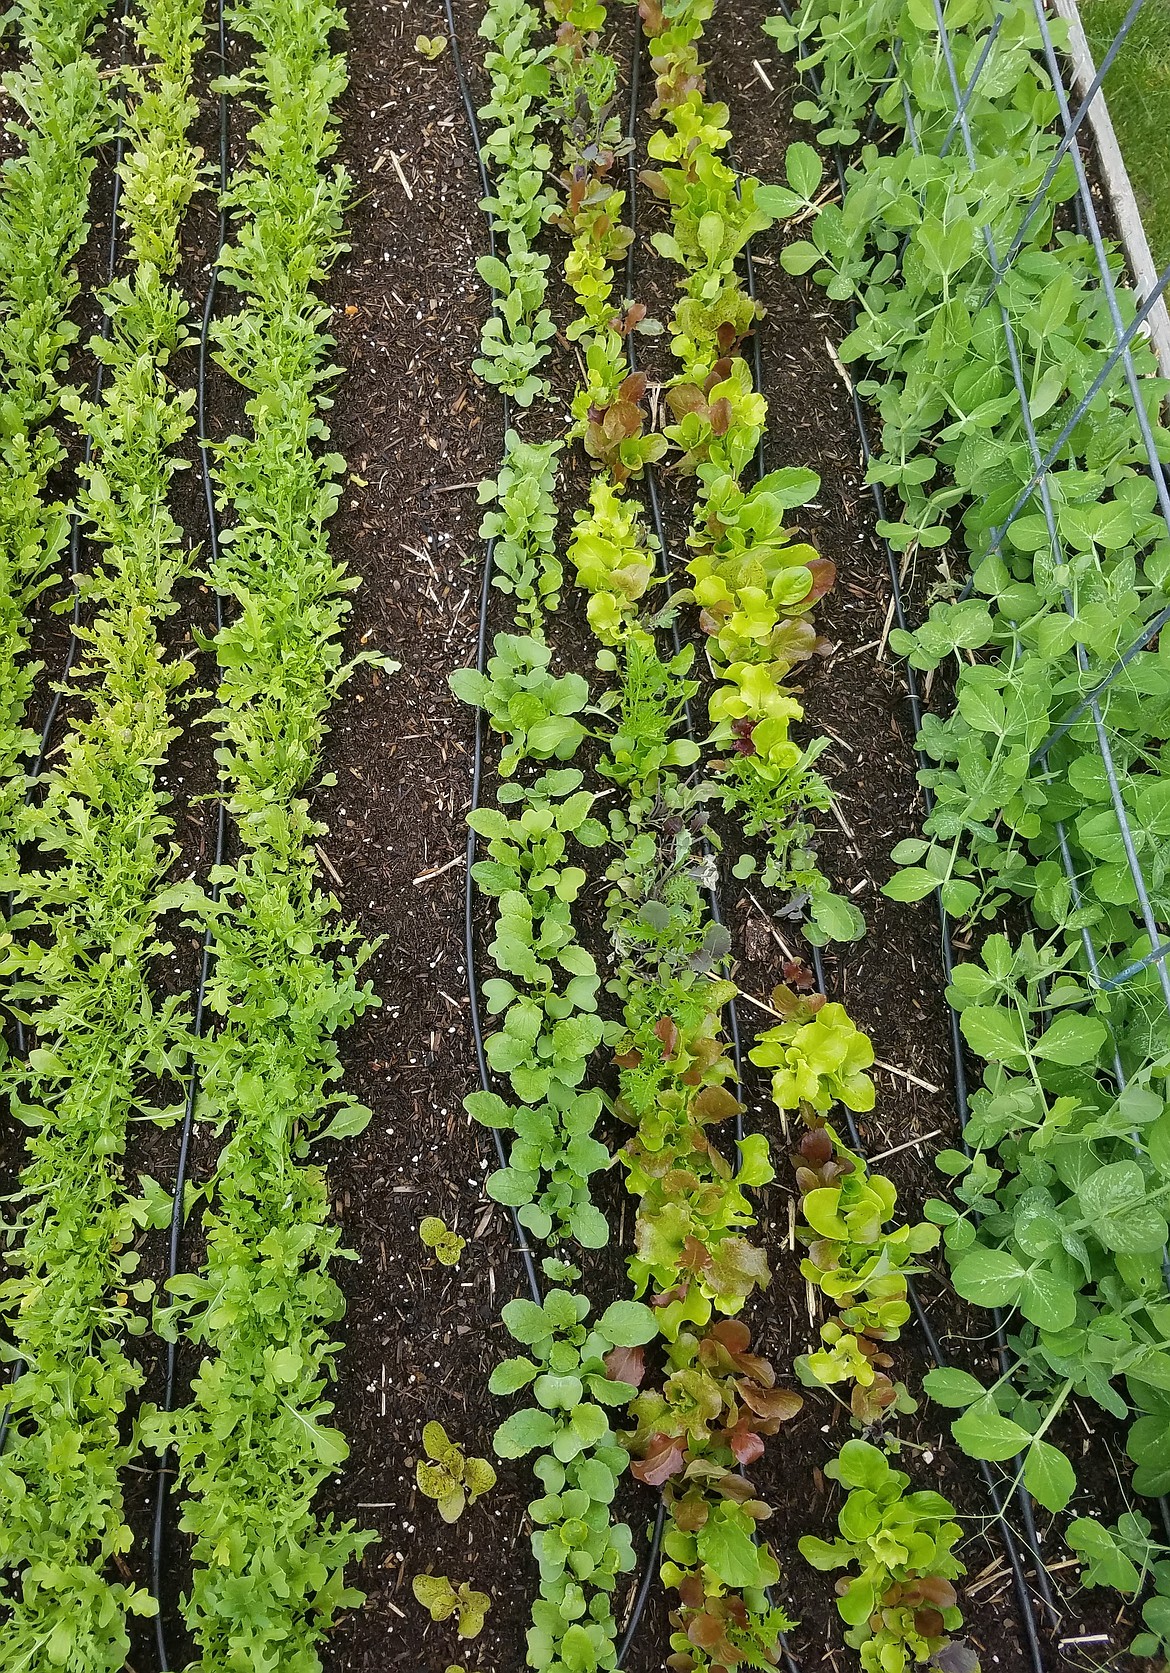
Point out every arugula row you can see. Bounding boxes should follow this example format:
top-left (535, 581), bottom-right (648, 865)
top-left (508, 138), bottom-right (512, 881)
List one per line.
top-left (0, 0), bottom-right (204, 1659)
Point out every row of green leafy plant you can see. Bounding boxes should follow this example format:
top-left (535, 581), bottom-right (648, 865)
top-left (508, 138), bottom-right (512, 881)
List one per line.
top-left (451, 0), bottom-right (979, 1668)
top-left (131, 0), bottom-right (392, 1663)
top-left (621, 5), bottom-right (976, 1668)
top-left (454, 439), bottom-right (657, 1673)
top-left (0, 0), bottom-right (201, 1659)
top-left (769, 0), bottom-right (1170, 1656)
top-left (475, 0), bottom-right (558, 403)
top-left (758, 987), bottom-right (976, 1673)
top-left (0, 0), bottom-right (113, 906)
top-left (447, 14), bottom-right (664, 1671)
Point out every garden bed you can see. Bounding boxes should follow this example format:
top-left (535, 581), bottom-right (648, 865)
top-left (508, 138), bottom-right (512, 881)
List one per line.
top-left (2, 0), bottom-right (1168, 1668)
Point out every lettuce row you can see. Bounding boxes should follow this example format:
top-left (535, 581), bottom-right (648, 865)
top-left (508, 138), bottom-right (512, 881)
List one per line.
top-left (0, 0), bottom-right (203, 1659)
top-left (630, 3), bottom-right (974, 1665)
top-left (543, 5), bottom-right (808, 1663)
top-left (642, 4), bottom-right (859, 938)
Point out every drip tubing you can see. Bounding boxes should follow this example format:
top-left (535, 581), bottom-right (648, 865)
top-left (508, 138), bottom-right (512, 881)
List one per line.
top-left (148, 1), bottom-right (232, 1657)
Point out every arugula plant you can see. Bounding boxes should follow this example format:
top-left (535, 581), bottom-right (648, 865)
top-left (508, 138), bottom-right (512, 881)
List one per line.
top-left (455, 112), bottom-right (660, 1668)
top-left (141, 0), bottom-right (388, 1662)
top-left (0, 0), bottom-right (111, 897)
top-left (451, 633), bottom-right (591, 777)
top-left (0, 0), bottom-right (205, 1658)
top-left (480, 432), bottom-right (564, 630)
top-left (490, 1291), bottom-right (656, 1673)
top-left (473, 0), bottom-right (557, 403)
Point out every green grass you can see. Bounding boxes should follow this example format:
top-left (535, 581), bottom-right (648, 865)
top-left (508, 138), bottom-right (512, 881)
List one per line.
top-left (1080, 0), bottom-right (1170, 271)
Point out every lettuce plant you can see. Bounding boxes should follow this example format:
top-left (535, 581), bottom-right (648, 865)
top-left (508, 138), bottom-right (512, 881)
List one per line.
top-left (420, 1215), bottom-right (466, 1266)
top-left (638, 6), bottom-right (861, 940)
top-left (413, 1574), bottom-right (492, 1638)
top-left (623, 1320), bottom-right (800, 1669)
top-left (416, 1422), bottom-right (496, 1522)
top-left (789, 1119), bottom-right (937, 1423)
top-left (750, 982), bottom-right (876, 1114)
top-left (800, 1441), bottom-right (974, 1673)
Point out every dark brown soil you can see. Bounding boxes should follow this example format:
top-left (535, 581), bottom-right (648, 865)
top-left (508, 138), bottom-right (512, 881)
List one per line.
top-left (0, 0), bottom-right (1150, 1669)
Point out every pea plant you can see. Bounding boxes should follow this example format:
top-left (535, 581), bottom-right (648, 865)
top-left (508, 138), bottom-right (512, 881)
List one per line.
top-left (769, 0), bottom-right (1170, 1637)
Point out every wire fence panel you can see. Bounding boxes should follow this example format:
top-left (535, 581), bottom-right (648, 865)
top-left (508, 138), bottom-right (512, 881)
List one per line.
top-left (908, 0), bottom-right (1170, 1125)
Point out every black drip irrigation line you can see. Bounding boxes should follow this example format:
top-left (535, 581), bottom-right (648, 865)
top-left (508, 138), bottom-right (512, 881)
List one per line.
top-left (148, 5), bottom-right (232, 1659)
top-left (0, 0), bottom-right (131, 1455)
top-left (766, 0), bottom-right (1060, 1657)
top-left (622, 29), bottom-right (751, 1125)
top-left (442, 0), bottom-right (544, 1315)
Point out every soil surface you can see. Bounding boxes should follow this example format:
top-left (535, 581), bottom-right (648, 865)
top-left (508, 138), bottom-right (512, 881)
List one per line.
top-left (0, 0), bottom-right (1151, 1670)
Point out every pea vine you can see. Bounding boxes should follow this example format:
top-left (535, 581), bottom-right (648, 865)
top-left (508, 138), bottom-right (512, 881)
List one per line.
top-left (769, 0), bottom-right (1170, 1652)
